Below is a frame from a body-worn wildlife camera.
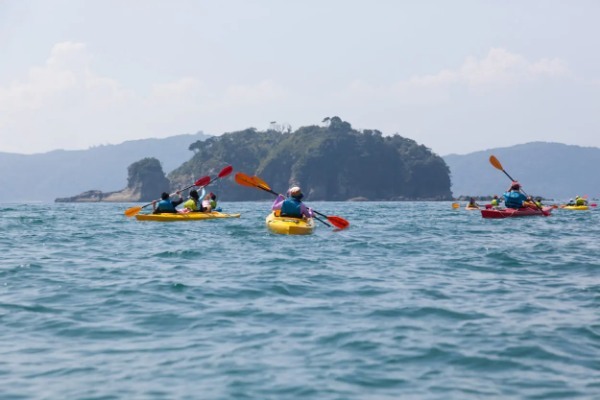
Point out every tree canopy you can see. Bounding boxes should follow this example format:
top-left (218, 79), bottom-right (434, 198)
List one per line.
top-left (170, 117), bottom-right (452, 201)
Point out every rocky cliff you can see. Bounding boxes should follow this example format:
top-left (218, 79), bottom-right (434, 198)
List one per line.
top-left (55, 158), bottom-right (170, 202)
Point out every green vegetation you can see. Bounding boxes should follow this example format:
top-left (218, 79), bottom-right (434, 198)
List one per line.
top-left (170, 117), bottom-right (452, 201)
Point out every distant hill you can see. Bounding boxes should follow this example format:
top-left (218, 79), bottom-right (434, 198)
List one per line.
top-left (0, 132), bottom-right (208, 202)
top-left (443, 142), bottom-right (600, 200)
top-left (169, 117), bottom-right (452, 201)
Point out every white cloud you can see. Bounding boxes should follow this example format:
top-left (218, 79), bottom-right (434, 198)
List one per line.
top-left (0, 42), bottom-right (288, 153)
top-left (408, 48), bottom-right (569, 88)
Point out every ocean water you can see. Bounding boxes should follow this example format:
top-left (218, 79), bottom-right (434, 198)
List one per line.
top-left (1, 202), bottom-right (599, 399)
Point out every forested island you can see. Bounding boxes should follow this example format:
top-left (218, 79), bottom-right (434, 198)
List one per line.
top-left (169, 117), bottom-right (451, 201)
top-left (57, 117), bottom-right (452, 202)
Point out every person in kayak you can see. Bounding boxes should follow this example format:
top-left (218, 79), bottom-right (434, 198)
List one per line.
top-left (181, 189), bottom-right (201, 212)
top-left (490, 195), bottom-right (501, 207)
top-left (152, 191), bottom-right (183, 213)
top-left (535, 197), bottom-right (544, 208)
top-left (575, 196), bottom-right (587, 206)
top-left (467, 197), bottom-right (479, 208)
top-left (503, 182), bottom-right (527, 209)
top-left (272, 186), bottom-right (314, 219)
top-left (201, 192), bottom-right (217, 212)
top-left (566, 198), bottom-right (576, 206)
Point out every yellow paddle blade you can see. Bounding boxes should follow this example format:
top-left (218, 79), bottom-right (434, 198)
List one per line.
top-left (252, 175), bottom-right (271, 191)
top-left (124, 206), bottom-right (142, 217)
top-left (452, 203), bottom-right (460, 209)
top-left (489, 155), bottom-right (503, 171)
top-left (234, 172), bottom-right (257, 187)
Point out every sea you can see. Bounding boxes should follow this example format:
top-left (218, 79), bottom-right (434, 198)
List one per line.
top-left (1, 202), bottom-right (599, 399)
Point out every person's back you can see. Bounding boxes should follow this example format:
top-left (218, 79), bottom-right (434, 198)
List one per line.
top-left (182, 189), bottom-right (201, 212)
top-left (153, 191), bottom-right (182, 214)
top-left (281, 197), bottom-right (303, 217)
top-left (503, 182), bottom-right (527, 209)
top-left (273, 186), bottom-right (313, 219)
top-left (490, 195), bottom-right (500, 207)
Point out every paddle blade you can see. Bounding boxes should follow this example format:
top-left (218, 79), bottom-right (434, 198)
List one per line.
top-left (124, 206), bottom-right (142, 217)
top-left (194, 176), bottom-right (211, 187)
top-left (235, 172), bottom-right (256, 187)
top-left (451, 202), bottom-right (460, 209)
top-left (489, 155), bottom-right (503, 171)
top-left (252, 175), bottom-right (271, 191)
top-left (327, 216), bottom-right (349, 230)
top-left (218, 165), bottom-right (233, 178)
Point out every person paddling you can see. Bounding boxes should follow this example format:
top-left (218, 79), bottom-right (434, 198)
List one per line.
top-left (467, 197), bottom-right (479, 209)
top-left (181, 189), bottom-right (201, 212)
top-left (503, 182), bottom-right (527, 209)
top-left (490, 195), bottom-right (501, 208)
top-left (152, 191), bottom-right (183, 214)
top-left (272, 186), bottom-right (313, 219)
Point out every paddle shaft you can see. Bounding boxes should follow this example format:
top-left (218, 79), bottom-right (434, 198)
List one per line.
top-left (494, 160), bottom-right (547, 215)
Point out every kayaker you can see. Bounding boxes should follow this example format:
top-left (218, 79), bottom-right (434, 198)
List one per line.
top-left (272, 186), bottom-right (313, 219)
top-left (490, 195), bottom-right (501, 208)
top-left (535, 197), bottom-right (543, 208)
top-left (575, 196), bottom-right (587, 206)
top-left (181, 189), bottom-right (201, 212)
top-left (467, 197), bottom-right (479, 208)
top-left (152, 191), bottom-right (183, 214)
top-left (201, 192), bottom-right (216, 212)
top-left (503, 182), bottom-right (527, 209)
top-left (566, 198), bottom-right (576, 206)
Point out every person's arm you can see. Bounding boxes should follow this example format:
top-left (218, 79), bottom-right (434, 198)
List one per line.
top-left (271, 194), bottom-right (285, 210)
top-left (300, 203), bottom-right (313, 218)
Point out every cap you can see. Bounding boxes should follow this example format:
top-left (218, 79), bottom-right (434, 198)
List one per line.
top-left (289, 186), bottom-right (302, 198)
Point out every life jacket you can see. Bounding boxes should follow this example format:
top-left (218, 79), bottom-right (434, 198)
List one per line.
top-left (576, 197), bottom-right (585, 206)
top-left (280, 198), bottom-right (303, 218)
top-left (156, 199), bottom-right (177, 213)
top-left (504, 191), bottom-right (526, 209)
top-left (183, 198), bottom-right (199, 211)
top-left (491, 198), bottom-right (498, 206)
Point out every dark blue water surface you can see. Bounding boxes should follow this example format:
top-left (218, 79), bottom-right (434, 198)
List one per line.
top-left (1, 202), bottom-right (599, 399)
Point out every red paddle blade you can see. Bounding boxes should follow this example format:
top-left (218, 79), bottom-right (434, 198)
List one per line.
top-left (327, 216), bottom-right (349, 230)
top-left (235, 172), bottom-right (256, 187)
top-left (218, 165), bottom-right (233, 178)
top-left (194, 176), bottom-right (211, 187)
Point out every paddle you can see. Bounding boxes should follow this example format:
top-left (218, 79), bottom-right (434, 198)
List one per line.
top-left (124, 175), bottom-right (210, 217)
top-left (234, 172), bottom-right (350, 230)
top-left (489, 155), bottom-right (549, 216)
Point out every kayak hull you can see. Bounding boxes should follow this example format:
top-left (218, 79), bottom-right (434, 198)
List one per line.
top-left (481, 206), bottom-right (552, 219)
top-left (135, 211), bottom-right (241, 222)
top-left (265, 212), bottom-right (315, 235)
top-left (465, 206), bottom-right (480, 210)
top-left (562, 205), bottom-right (589, 210)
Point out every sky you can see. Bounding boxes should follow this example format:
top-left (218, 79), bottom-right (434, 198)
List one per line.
top-left (1, 0), bottom-right (599, 156)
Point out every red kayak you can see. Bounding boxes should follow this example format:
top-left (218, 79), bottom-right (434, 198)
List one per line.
top-left (481, 206), bottom-right (553, 219)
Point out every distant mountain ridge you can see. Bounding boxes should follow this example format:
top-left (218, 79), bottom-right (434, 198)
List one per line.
top-left (443, 142), bottom-right (600, 200)
top-left (0, 132), bottom-right (208, 202)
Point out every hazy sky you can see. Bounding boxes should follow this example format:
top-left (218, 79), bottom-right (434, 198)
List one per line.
top-left (1, 1), bottom-right (599, 155)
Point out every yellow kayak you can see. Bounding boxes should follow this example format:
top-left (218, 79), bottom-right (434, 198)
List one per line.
top-left (562, 205), bottom-right (589, 211)
top-left (465, 206), bottom-right (480, 210)
top-left (135, 211), bottom-right (241, 222)
top-left (265, 211), bottom-right (315, 235)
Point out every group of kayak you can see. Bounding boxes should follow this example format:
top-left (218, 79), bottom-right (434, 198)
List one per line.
top-left (457, 155), bottom-right (596, 219)
top-left (124, 166), bottom-right (350, 235)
